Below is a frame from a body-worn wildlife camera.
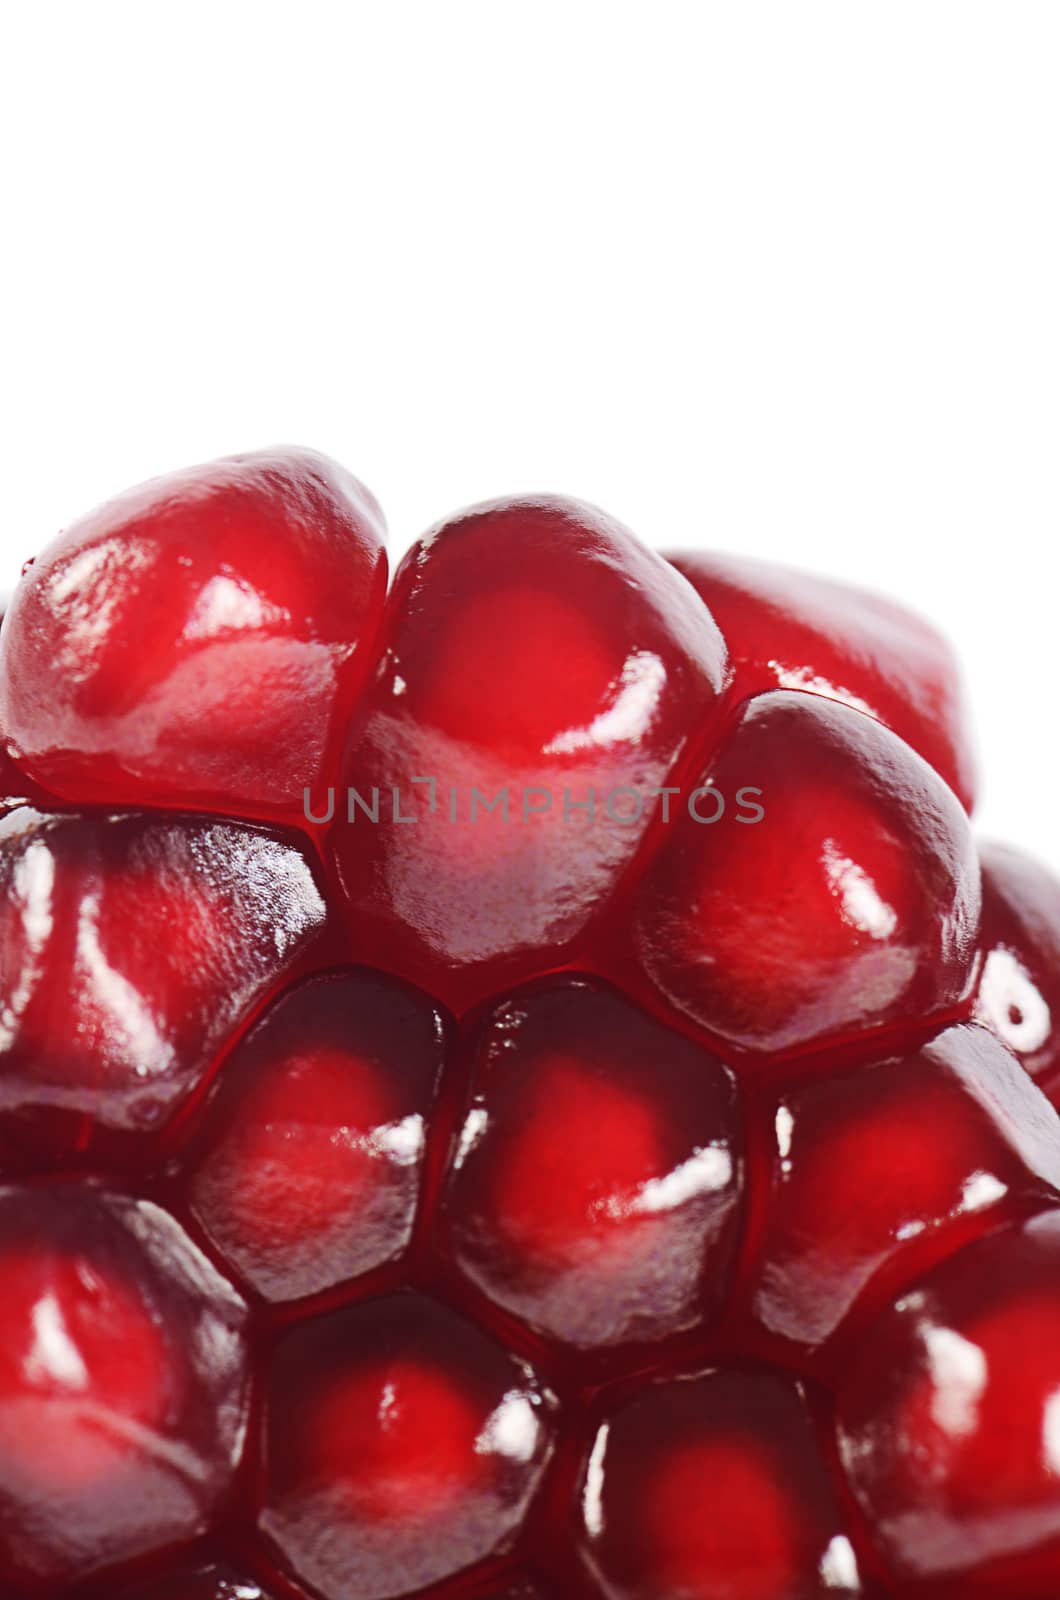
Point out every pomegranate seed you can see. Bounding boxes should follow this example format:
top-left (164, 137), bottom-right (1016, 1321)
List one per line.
top-left (443, 978), bottom-right (741, 1350)
top-left (974, 840), bottom-right (1060, 1095)
top-left (259, 1293), bottom-right (556, 1600)
top-left (671, 550), bottom-right (977, 810)
top-left (0, 449), bottom-right (387, 821)
top-left (836, 1211), bottom-right (1060, 1595)
top-left (1, 449), bottom-right (1056, 1598)
top-left (632, 690), bottom-right (980, 1054)
top-left (333, 495), bottom-right (727, 1008)
top-left (0, 1185), bottom-right (248, 1590)
top-left (579, 1367), bottom-right (862, 1598)
top-left (186, 968), bottom-right (446, 1302)
top-left (745, 1023), bottom-right (1060, 1360)
top-left (0, 807), bottom-right (327, 1159)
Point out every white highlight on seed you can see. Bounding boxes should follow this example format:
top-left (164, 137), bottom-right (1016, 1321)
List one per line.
top-left (1041, 1388), bottom-right (1060, 1476)
top-left (369, 1114), bottom-right (425, 1165)
top-left (0, 837), bottom-right (56, 1049)
top-left (960, 1171), bottom-right (1007, 1212)
top-left (183, 573), bottom-right (288, 638)
top-left (821, 838), bottom-right (897, 939)
top-left (545, 651), bottom-right (666, 755)
top-left (977, 948), bottom-right (1051, 1053)
top-left (820, 1533), bottom-right (861, 1589)
top-left (476, 1391), bottom-right (540, 1463)
top-left (25, 1293), bottom-right (89, 1391)
top-left (582, 1424), bottom-right (610, 1538)
top-left (454, 1108), bottom-right (490, 1167)
top-left (75, 889), bottom-right (174, 1075)
top-left (770, 662), bottom-right (877, 721)
top-left (603, 1146), bottom-right (732, 1220)
top-left (925, 1325), bottom-right (987, 1438)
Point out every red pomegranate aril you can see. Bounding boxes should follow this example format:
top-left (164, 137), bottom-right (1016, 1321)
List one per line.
top-left (974, 840), bottom-right (1060, 1094)
top-left (0, 449), bottom-right (387, 821)
top-left (579, 1366), bottom-right (862, 1598)
top-left (443, 978), bottom-right (742, 1350)
top-left (670, 551), bottom-right (978, 810)
top-left (4, 444), bottom-right (1060, 1600)
top-left (836, 1210), bottom-right (1060, 1595)
top-left (0, 1185), bottom-right (248, 1591)
top-left (259, 1292), bottom-right (556, 1600)
top-left (633, 689), bottom-right (981, 1056)
top-left (187, 968), bottom-right (447, 1302)
top-left (746, 1023), bottom-right (1060, 1360)
top-left (0, 807), bottom-right (327, 1157)
top-left (333, 495), bottom-right (728, 1008)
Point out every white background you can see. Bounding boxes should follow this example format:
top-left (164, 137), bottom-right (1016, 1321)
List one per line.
top-left (1, 4), bottom-right (1057, 863)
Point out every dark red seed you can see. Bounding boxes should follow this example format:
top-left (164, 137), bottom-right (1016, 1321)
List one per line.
top-left (579, 1367), bottom-right (862, 1598)
top-left (187, 968), bottom-right (446, 1302)
top-left (0, 449), bottom-right (387, 821)
top-left (259, 1292), bottom-right (556, 1600)
top-left (444, 978), bottom-right (741, 1349)
top-left (671, 550), bottom-right (978, 810)
top-left (0, 1185), bottom-right (248, 1590)
top-left (633, 690), bottom-right (980, 1055)
top-left (0, 807), bottom-right (327, 1157)
top-left (974, 840), bottom-right (1060, 1093)
top-left (745, 1024), bottom-right (1060, 1360)
top-left (333, 495), bottom-right (727, 1008)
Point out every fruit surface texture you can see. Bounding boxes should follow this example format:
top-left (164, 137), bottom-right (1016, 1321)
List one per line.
top-left (2, 449), bottom-right (1060, 1599)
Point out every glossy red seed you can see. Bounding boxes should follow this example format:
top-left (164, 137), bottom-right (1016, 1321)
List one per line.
top-left (974, 841), bottom-right (1060, 1093)
top-left (746, 1024), bottom-right (1060, 1359)
top-left (836, 1210), bottom-right (1060, 1594)
top-left (633, 690), bottom-right (980, 1055)
top-left (671, 551), bottom-right (978, 810)
top-left (579, 1367), bottom-right (862, 1598)
top-left (0, 1185), bottom-right (248, 1590)
top-left (0, 807), bottom-right (326, 1155)
top-left (259, 1293), bottom-right (555, 1600)
top-left (4, 452), bottom-right (1053, 1600)
top-left (333, 496), bottom-right (727, 1008)
top-left (0, 449), bottom-right (387, 820)
top-left (187, 969), bottom-right (446, 1302)
top-left (444, 979), bottom-right (741, 1349)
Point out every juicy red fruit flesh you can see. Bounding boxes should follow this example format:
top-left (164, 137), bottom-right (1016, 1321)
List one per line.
top-left (742, 1023), bottom-right (1060, 1364)
top-left (670, 550), bottom-right (978, 811)
top-left (332, 495), bottom-right (728, 1008)
top-left (632, 689), bottom-right (980, 1055)
top-left (3, 446), bottom-right (1059, 1600)
top-left (0, 806), bottom-right (327, 1160)
top-left (578, 1367), bottom-right (861, 1599)
top-left (837, 1212), bottom-right (1060, 1596)
top-left (442, 979), bottom-right (741, 1352)
top-left (186, 968), bottom-right (447, 1303)
top-left (974, 840), bottom-right (1060, 1098)
top-left (259, 1293), bottom-right (556, 1600)
top-left (0, 448), bottom-right (387, 821)
top-left (0, 1185), bottom-right (248, 1592)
